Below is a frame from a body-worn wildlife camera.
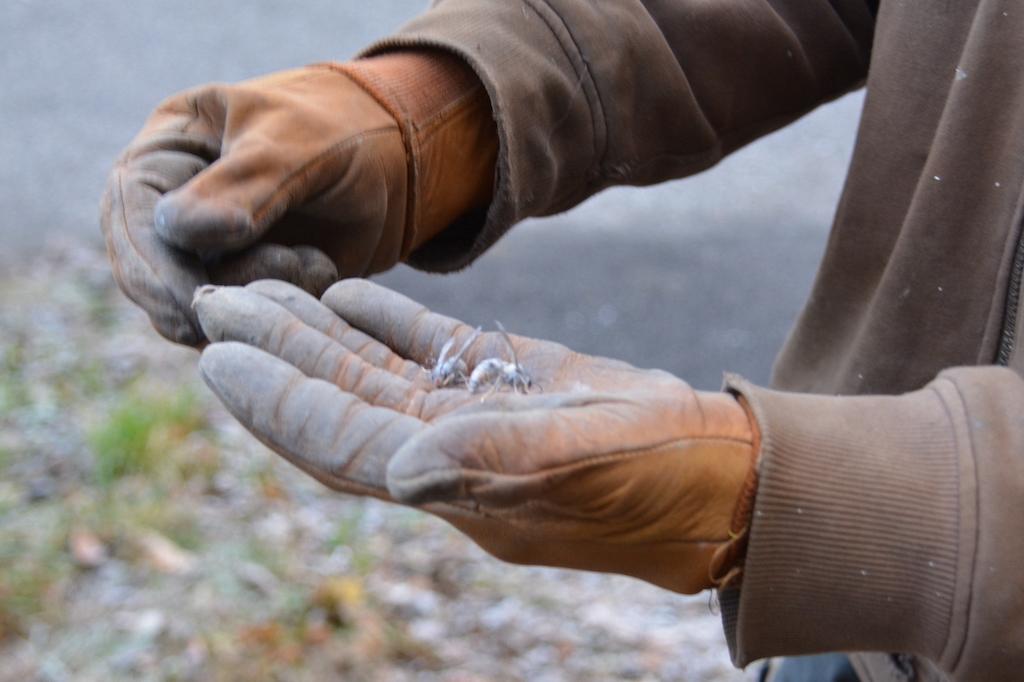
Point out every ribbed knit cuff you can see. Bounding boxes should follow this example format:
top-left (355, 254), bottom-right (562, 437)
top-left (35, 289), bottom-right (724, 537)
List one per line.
top-left (720, 375), bottom-right (975, 667)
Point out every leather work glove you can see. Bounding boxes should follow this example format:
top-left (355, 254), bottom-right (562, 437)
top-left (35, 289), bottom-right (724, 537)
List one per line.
top-left (101, 51), bottom-right (497, 346)
top-left (192, 279), bottom-right (761, 593)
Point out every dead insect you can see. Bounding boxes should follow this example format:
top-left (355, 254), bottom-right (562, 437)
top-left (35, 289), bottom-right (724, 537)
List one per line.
top-left (430, 327), bottom-right (481, 388)
top-left (468, 321), bottom-right (532, 395)
top-left (466, 358), bottom-right (507, 394)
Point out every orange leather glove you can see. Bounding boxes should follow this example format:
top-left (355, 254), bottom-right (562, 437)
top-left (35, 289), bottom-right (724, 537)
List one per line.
top-left (101, 52), bottom-right (497, 345)
top-left (192, 279), bottom-right (760, 593)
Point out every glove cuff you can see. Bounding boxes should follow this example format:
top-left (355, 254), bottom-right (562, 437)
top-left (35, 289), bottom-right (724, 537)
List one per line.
top-left (708, 393), bottom-right (761, 589)
top-left (328, 51), bottom-right (498, 257)
top-left (712, 391), bottom-right (761, 585)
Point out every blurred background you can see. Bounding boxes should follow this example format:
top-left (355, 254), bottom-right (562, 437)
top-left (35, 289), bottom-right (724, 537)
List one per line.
top-left (0, 1), bottom-right (863, 680)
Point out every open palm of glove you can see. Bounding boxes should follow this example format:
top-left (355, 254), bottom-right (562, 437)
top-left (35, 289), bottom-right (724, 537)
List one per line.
top-left (193, 279), bottom-right (758, 593)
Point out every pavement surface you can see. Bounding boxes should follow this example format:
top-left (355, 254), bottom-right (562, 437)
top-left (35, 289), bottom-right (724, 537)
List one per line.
top-left (1, 0), bottom-right (865, 388)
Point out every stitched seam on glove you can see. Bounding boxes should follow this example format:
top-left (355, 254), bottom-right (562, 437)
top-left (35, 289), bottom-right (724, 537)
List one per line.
top-left (318, 62), bottom-right (419, 256)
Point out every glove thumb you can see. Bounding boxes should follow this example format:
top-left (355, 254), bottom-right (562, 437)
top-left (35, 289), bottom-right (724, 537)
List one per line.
top-left (154, 143), bottom-right (290, 253)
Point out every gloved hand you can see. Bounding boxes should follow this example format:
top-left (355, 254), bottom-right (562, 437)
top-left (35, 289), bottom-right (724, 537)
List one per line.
top-left (192, 279), bottom-right (761, 593)
top-left (101, 51), bottom-right (497, 345)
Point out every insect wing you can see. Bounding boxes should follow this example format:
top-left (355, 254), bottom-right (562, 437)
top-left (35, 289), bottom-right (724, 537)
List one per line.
top-left (435, 337), bottom-right (456, 368)
top-left (494, 320), bottom-right (520, 367)
top-left (452, 327), bottom-right (482, 364)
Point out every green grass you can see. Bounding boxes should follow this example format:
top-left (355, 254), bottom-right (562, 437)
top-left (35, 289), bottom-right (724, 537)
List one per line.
top-left (85, 288), bottom-right (118, 331)
top-left (0, 507), bottom-right (72, 640)
top-left (88, 387), bottom-right (207, 487)
top-left (0, 342), bottom-right (30, 412)
top-left (328, 511), bottom-right (378, 575)
top-left (328, 512), bottom-right (363, 550)
top-left (128, 495), bottom-right (204, 551)
top-left (57, 360), bottom-right (108, 403)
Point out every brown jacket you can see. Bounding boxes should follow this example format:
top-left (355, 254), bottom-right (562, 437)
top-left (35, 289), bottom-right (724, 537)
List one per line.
top-left (365, 1), bottom-right (1024, 680)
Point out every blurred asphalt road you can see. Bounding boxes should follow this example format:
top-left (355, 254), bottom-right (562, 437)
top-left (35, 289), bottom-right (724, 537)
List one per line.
top-left (0, 0), bottom-right (865, 389)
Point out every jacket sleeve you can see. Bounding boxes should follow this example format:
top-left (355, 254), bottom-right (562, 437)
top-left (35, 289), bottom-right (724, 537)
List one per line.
top-left (721, 366), bottom-right (1024, 681)
top-left (361, 0), bottom-right (877, 271)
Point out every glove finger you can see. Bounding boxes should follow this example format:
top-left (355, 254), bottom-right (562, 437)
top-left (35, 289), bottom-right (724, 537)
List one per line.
top-left (120, 89), bottom-right (221, 166)
top-left (200, 342), bottom-right (423, 496)
top-left (101, 150), bottom-right (213, 345)
top-left (207, 243), bottom-right (338, 297)
top-left (193, 286), bottom-right (431, 413)
top-left (243, 280), bottom-right (424, 381)
top-left (293, 245), bottom-right (340, 295)
top-left (321, 279), bottom-right (510, 367)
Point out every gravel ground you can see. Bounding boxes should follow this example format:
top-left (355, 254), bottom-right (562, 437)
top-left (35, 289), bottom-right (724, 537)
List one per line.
top-left (0, 242), bottom-right (757, 681)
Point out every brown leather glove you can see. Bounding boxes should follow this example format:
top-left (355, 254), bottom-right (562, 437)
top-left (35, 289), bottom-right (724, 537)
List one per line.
top-left (101, 52), bottom-right (497, 346)
top-left (192, 279), bottom-right (760, 593)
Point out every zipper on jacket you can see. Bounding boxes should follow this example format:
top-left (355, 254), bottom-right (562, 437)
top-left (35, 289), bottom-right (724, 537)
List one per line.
top-left (996, 215), bottom-right (1024, 365)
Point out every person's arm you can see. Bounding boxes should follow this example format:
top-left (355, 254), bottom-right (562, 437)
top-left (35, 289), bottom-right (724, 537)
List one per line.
top-left (192, 280), bottom-right (1024, 680)
top-left (104, 1), bottom-right (875, 345)
top-left (369, 0), bottom-right (878, 270)
top-left (723, 367), bottom-right (1024, 681)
